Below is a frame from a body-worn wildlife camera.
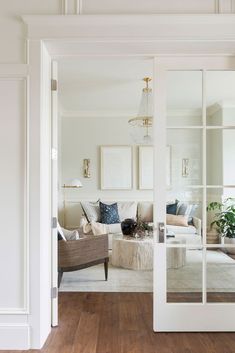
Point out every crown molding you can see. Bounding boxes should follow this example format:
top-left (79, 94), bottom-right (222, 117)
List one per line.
top-left (60, 110), bottom-right (134, 118)
top-left (60, 108), bottom-right (202, 118)
top-left (22, 14), bottom-right (235, 42)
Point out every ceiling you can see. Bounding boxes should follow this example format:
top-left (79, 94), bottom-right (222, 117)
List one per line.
top-left (58, 58), bottom-right (153, 115)
top-left (58, 58), bottom-right (235, 115)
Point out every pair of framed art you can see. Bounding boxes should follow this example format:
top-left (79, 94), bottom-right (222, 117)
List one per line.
top-left (100, 145), bottom-right (171, 190)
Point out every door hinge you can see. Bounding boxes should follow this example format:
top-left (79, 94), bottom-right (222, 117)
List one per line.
top-left (51, 79), bottom-right (58, 91)
top-left (51, 217), bottom-right (57, 229)
top-left (51, 148), bottom-right (58, 161)
top-left (51, 287), bottom-right (58, 299)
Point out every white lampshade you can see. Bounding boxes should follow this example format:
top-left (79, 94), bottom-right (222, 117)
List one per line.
top-left (63, 178), bottom-right (83, 188)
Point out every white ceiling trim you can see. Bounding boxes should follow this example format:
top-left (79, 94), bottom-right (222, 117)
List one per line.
top-left (22, 14), bottom-right (235, 41)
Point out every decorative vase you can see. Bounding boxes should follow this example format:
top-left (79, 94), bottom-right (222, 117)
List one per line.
top-left (224, 237), bottom-right (235, 255)
top-left (121, 218), bottom-right (137, 236)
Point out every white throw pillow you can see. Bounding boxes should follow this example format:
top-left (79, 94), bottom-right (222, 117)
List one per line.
top-left (57, 222), bottom-right (67, 241)
top-left (117, 202), bottom-right (137, 221)
top-left (62, 227), bottom-right (80, 240)
top-left (80, 200), bottom-right (100, 222)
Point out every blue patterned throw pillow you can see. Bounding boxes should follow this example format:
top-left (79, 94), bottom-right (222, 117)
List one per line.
top-left (99, 202), bottom-right (120, 224)
top-left (166, 200), bottom-right (179, 215)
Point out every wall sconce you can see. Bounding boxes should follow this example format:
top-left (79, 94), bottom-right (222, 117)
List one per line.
top-left (182, 158), bottom-right (189, 177)
top-left (83, 159), bottom-right (91, 178)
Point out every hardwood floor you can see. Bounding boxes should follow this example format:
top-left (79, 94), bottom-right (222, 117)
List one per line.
top-left (4, 292), bottom-right (235, 353)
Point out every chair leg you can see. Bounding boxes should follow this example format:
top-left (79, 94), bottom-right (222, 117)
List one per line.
top-left (58, 269), bottom-right (63, 288)
top-left (104, 258), bottom-right (109, 281)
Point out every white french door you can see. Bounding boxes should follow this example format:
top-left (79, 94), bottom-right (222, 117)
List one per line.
top-left (51, 60), bottom-right (58, 327)
top-left (154, 56), bottom-right (235, 331)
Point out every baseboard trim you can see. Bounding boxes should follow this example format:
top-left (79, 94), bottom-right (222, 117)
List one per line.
top-left (0, 324), bottom-right (30, 349)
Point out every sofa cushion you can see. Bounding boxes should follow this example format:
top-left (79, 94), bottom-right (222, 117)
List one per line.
top-left (91, 222), bottom-right (107, 236)
top-left (90, 222), bottom-right (122, 236)
top-left (167, 225), bottom-right (197, 234)
top-left (100, 202), bottom-right (120, 224)
top-left (118, 201), bottom-right (137, 221)
top-left (138, 202), bottom-right (153, 222)
top-left (80, 200), bottom-right (100, 222)
top-left (107, 223), bottom-right (122, 234)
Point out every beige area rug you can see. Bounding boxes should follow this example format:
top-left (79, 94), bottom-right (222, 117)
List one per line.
top-left (60, 263), bottom-right (153, 292)
top-left (168, 249), bottom-right (235, 292)
top-left (59, 250), bottom-right (235, 293)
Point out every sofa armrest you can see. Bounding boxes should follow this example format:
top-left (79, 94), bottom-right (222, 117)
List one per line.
top-left (192, 217), bottom-right (201, 236)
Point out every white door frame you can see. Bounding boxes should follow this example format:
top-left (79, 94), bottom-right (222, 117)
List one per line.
top-left (154, 56), bottom-right (235, 331)
top-left (22, 14), bottom-right (235, 348)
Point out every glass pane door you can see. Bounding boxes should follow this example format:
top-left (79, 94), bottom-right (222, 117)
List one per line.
top-left (154, 59), bottom-right (235, 332)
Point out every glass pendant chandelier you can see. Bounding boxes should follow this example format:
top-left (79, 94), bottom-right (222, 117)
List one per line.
top-left (129, 77), bottom-right (153, 144)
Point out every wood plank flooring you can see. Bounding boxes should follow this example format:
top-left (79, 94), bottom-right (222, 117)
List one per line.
top-left (4, 292), bottom-right (235, 353)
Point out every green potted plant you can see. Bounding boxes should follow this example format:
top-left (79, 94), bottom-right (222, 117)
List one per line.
top-left (207, 198), bottom-right (235, 254)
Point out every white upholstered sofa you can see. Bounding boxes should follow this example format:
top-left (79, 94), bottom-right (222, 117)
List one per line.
top-left (80, 201), bottom-right (202, 250)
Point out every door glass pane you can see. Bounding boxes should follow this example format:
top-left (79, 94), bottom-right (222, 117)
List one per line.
top-left (167, 129), bottom-right (203, 187)
top-left (166, 188), bottom-right (203, 248)
top-left (167, 71), bottom-right (202, 126)
top-left (207, 129), bottom-right (235, 186)
top-left (206, 247), bottom-right (235, 302)
top-left (207, 188), bottom-right (235, 245)
top-left (206, 71), bottom-right (235, 126)
top-left (167, 247), bottom-right (203, 303)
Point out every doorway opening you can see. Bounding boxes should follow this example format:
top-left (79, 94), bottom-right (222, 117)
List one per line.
top-left (55, 57), bottom-right (155, 308)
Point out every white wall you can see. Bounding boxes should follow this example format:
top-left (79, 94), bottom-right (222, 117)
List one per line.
top-left (59, 115), bottom-right (153, 227)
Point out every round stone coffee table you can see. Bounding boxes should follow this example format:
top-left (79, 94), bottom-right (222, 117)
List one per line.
top-left (111, 234), bottom-right (153, 270)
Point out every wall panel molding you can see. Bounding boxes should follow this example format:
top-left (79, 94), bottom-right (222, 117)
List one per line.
top-left (81, 0), bottom-right (217, 14)
top-left (0, 72), bottom-right (29, 314)
top-left (219, 0), bottom-right (233, 12)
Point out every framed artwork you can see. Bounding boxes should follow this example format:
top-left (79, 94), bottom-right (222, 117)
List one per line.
top-left (166, 145), bottom-right (172, 188)
top-left (139, 145), bottom-right (171, 189)
top-left (139, 146), bottom-right (154, 190)
top-left (100, 146), bottom-right (133, 190)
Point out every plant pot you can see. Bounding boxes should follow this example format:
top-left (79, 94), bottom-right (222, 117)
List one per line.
top-left (224, 237), bottom-right (235, 254)
top-left (121, 218), bottom-right (137, 236)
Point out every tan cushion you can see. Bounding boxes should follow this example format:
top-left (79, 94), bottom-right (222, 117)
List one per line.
top-left (138, 202), bottom-right (153, 222)
top-left (117, 202), bottom-right (137, 221)
top-left (166, 214), bottom-right (188, 227)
